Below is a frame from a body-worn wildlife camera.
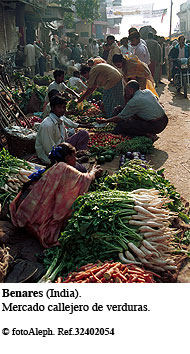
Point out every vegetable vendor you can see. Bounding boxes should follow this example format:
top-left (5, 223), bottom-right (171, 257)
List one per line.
top-left (97, 80), bottom-right (168, 141)
top-left (43, 90), bottom-right (75, 119)
top-left (43, 69), bottom-right (80, 110)
top-left (78, 63), bottom-right (125, 118)
top-left (112, 54), bottom-right (158, 96)
top-left (10, 143), bottom-right (103, 248)
top-left (68, 70), bottom-right (87, 93)
top-left (35, 95), bottom-right (91, 165)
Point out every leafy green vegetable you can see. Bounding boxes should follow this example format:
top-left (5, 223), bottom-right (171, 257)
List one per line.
top-left (93, 159), bottom-right (186, 217)
top-left (116, 136), bottom-right (154, 155)
top-left (0, 148), bottom-right (32, 205)
top-left (91, 89), bottom-right (102, 101)
top-left (44, 190), bottom-right (143, 274)
top-left (181, 230), bottom-right (190, 245)
top-left (11, 82), bottom-right (47, 113)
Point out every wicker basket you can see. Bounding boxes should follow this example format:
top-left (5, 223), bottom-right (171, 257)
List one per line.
top-left (34, 77), bottom-right (50, 86)
top-left (5, 131), bottom-right (36, 158)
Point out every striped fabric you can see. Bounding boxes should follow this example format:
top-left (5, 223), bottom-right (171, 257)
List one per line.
top-left (103, 79), bottom-right (125, 118)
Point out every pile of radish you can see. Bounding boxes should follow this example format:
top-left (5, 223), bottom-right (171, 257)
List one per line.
top-left (45, 188), bottom-right (177, 278)
top-left (118, 188), bottom-right (177, 272)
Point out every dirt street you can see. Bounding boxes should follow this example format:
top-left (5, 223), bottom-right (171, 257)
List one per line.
top-left (149, 78), bottom-right (190, 202)
top-left (149, 78), bottom-right (190, 283)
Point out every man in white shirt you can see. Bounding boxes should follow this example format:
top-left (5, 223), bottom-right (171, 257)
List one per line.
top-left (128, 31), bottom-right (150, 66)
top-left (128, 28), bottom-right (147, 46)
top-left (177, 35), bottom-right (189, 59)
top-left (92, 40), bottom-right (99, 57)
top-left (97, 80), bottom-right (168, 141)
top-left (24, 41), bottom-right (36, 78)
top-left (44, 69), bottom-right (80, 105)
top-left (68, 71), bottom-right (87, 93)
top-left (36, 95), bottom-right (90, 164)
top-left (120, 37), bottom-right (132, 55)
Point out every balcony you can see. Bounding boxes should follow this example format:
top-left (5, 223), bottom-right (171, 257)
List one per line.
top-left (1, 0), bottom-right (50, 8)
top-left (21, 0), bottom-right (50, 7)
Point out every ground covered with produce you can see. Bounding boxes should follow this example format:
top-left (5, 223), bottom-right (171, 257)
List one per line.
top-left (0, 77), bottom-right (189, 284)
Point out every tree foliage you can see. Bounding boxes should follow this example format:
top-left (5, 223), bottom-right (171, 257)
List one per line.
top-left (75, 0), bottom-right (100, 22)
top-left (53, 0), bottom-right (74, 29)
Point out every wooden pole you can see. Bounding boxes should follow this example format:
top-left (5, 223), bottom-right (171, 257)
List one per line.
top-left (169, 0), bottom-right (173, 40)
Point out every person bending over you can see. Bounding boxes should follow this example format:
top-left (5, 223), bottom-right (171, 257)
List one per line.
top-left (78, 63), bottom-right (124, 118)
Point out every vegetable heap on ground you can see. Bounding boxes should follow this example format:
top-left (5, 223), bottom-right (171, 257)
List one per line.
top-left (116, 136), bottom-right (154, 155)
top-left (95, 159), bottom-right (185, 216)
top-left (56, 261), bottom-right (157, 283)
top-left (88, 132), bottom-right (125, 152)
top-left (20, 115), bottom-right (42, 128)
top-left (0, 148), bottom-right (35, 205)
top-left (11, 78), bottom-right (47, 113)
top-left (43, 188), bottom-right (177, 280)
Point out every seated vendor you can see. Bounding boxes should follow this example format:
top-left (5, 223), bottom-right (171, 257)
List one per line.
top-left (97, 80), bottom-right (168, 141)
top-left (43, 89), bottom-right (59, 119)
top-left (10, 143), bottom-right (103, 248)
top-left (43, 89), bottom-right (79, 120)
top-left (68, 71), bottom-right (87, 93)
top-left (36, 95), bottom-right (92, 165)
top-left (43, 69), bottom-right (80, 111)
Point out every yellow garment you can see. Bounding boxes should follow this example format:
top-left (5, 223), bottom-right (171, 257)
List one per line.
top-left (92, 57), bottom-right (106, 65)
top-left (87, 63), bottom-right (122, 90)
top-left (123, 55), bottom-right (158, 97)
top-left (107, 43), bottom-right (121, 66)
top-left (146, 80), bottom-right (158, 97)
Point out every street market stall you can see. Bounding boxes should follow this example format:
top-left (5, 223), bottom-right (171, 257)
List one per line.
top-left (0, 77), bottom-right (189, 284)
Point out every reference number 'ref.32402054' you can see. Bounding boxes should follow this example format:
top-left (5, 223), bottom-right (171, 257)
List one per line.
top-left (57, 328), bottom-right (115, 336)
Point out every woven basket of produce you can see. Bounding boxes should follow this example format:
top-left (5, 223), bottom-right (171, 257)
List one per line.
top-left (4, 129), bottom-right (36, 158)
top-left (0, 245), bottom-right (13, 283)
top-left (33, 77), bottom-right (50, 86)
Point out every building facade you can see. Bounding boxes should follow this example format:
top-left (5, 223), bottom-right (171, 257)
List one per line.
top-left (177, 0), bottom-right (190, 39)
top-left (0, 1), bottom-right (69, 57)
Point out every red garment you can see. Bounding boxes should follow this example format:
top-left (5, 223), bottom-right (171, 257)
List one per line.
top-left (10, 163), bottom-right (94, 248)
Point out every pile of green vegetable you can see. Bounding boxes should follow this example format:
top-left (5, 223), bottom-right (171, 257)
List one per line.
top-left (116, 136), bottom-right (154, 155)
top-left (66, 99), bottom-right (91, 113)
top-left (0, 148), bottom-right (33, 205)
top-left (93, 159), bottom-right (188, 218)
top-left (11, 82), bottom-right (47, 113)
top-left (33, 75), bottom-right (52, 86)
top-left (43, 188), bottom-right (176, 279)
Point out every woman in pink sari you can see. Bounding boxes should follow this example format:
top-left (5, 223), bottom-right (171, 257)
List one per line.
top-left (10, 143), bottom-right (102, 248)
